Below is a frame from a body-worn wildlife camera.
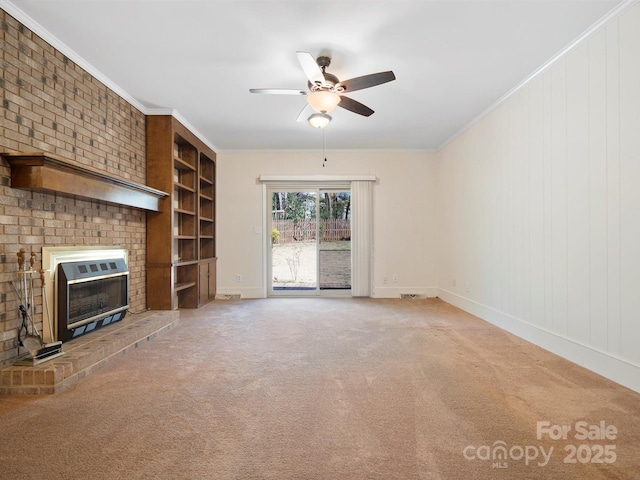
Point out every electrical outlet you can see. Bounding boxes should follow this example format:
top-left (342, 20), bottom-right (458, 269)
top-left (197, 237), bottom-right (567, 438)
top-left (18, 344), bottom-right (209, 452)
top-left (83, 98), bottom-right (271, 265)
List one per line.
top-left (383, 276), bottom-right (388, 284)
top-left (236, 274), bottom-right (242, 283)
top-left (392, 274), bottom-right (398, 283)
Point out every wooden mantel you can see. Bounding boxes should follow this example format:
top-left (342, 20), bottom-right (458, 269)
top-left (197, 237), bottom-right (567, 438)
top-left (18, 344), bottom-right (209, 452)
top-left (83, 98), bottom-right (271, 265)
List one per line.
top-left (2, 152), bottom-right (168, 211)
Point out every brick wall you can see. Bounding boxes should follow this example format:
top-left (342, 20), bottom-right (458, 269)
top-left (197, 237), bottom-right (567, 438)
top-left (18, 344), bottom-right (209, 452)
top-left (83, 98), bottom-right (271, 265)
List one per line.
top-left (0, 9), bottom-right (147, 365)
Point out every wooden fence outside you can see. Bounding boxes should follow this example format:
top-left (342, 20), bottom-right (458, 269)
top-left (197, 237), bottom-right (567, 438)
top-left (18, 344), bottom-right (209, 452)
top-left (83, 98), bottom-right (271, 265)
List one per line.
top-left (272, 219), bottom-right (351, 243)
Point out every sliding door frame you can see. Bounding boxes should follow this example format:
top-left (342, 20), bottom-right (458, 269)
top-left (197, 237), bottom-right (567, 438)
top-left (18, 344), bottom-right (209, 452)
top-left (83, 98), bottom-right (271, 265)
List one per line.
top-left (260, 175), bottom-right (376, 299)
top-left (266, 182), bottom-right (351, 297)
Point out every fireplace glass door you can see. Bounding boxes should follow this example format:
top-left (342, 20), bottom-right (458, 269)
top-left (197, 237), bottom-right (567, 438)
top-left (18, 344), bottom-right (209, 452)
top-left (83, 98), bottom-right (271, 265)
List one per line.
top-left (57, 258), bottom-right (129, 341)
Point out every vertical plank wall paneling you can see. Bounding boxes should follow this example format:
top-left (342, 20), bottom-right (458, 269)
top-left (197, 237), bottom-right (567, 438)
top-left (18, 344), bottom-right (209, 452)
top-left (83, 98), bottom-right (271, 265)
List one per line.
top-left (618, 4), bottom-right (640, 364)
top-left (587, 29), bottom-right (609, 353)
top-left (528, 77), bottom-right (545, 331)
top-left (605, 19), bottom-right (622, 357)
top-left (549, 58), bottom-right (569, 337)
top-left (437, 2), bottom-right (640, 391)
top-left (541, 70), bottom-right (554, 333)
top-left (565, 42), bottom-right (591, 346)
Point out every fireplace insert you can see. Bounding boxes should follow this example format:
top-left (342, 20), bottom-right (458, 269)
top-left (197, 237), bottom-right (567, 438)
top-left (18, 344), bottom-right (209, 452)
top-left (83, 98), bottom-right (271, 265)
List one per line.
top-left (57, 258), bottom-right (129, 341)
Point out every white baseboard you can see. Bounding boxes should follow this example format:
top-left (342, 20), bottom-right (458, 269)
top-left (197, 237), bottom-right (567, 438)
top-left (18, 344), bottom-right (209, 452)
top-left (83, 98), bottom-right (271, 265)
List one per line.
top-left (215, 287), bottom-right (264, 299)
top-left (218, 286), bottom-right (441, 299)
top-left (372, 286), bottom-right (439, 298)
top-left (437, 289), bottom-right (640, 394)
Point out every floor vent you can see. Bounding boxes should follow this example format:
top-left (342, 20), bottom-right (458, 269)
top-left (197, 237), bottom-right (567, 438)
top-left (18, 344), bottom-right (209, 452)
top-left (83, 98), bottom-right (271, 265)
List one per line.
top-left (216, 293), bottom-right (241, 300)
top-left (400, 293), bottom-right (425, 299)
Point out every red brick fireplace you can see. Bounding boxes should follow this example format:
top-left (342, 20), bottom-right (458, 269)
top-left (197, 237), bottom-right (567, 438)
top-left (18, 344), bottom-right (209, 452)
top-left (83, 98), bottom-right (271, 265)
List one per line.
top-left (0, 8), bottom-right (186, 395)
top-left (0, 8), bottom-right (149, 367)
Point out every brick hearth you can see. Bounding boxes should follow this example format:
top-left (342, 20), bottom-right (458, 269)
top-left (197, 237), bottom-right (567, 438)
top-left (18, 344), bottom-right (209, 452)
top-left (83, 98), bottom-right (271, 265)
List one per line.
top-left (0, 310), bottom-right (178, 395)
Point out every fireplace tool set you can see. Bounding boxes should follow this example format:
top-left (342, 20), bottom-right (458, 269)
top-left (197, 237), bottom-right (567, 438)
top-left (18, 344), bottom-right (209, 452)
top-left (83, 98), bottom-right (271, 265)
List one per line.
top-left (12, 248), bottom-right (63, 365)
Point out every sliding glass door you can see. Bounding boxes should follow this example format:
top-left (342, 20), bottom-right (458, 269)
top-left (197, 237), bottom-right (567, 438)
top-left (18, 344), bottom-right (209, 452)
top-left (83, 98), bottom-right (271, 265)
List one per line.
top-left (268, 187), bottom-right (351, 296)
top-left (271, 190), bottom-right (318, 292)
top-left (318, 190), bottom-right (351, 291)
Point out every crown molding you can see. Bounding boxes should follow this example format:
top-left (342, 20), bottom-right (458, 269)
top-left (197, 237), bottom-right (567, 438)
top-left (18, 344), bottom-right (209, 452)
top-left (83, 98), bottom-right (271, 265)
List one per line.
top-left (0, 0), bottom-right (147, 113)
top-left (146, 109), bottom-right (219, 153)
top-left (437, 0), bottom-right (640, 152)
top-left (218, 148), bottom-right (436, 155)
top-left (259, 174), bottom-right (376, 183)
top-left (0, 0), bottom-right (219, 153)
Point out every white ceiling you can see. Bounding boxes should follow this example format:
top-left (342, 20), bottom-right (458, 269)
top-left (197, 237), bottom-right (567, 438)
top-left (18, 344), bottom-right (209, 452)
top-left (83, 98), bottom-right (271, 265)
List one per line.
top-left (4, 0), bottom-right (625, 152)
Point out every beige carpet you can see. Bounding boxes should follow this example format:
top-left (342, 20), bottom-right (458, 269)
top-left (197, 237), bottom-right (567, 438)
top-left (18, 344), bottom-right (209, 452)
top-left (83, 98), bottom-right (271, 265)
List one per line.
top-left (1, 298), bottom-right (639, 479)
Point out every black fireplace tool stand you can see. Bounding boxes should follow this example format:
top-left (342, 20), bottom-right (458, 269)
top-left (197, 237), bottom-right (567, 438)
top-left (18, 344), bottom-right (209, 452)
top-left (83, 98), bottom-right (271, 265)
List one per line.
top-left (13, 249), bottom-right (63, 366)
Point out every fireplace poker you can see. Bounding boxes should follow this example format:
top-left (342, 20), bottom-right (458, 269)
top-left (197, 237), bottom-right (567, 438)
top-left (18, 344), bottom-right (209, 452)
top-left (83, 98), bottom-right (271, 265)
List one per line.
top-left (30, 251), bottom-right (36, 329)
top-left (14, 249), bottom-right (44, 356)
top-left (39, 268), bottom-right (56, 344)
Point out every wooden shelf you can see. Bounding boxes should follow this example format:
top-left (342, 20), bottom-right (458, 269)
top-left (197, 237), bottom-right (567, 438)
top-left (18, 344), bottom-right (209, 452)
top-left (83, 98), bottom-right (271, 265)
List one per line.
top-left (174, 282), bottom-right (196, 292)
top-left (175, 260), bottom-right (198, 267)
top-left (2, 152), bottom-right (168, 211)
top-left (174, 157), bottom-right (196, 171)
top-left (175, 182), bottom-right (195, 193)
top-left (175, 208), bottom-right (196, 215)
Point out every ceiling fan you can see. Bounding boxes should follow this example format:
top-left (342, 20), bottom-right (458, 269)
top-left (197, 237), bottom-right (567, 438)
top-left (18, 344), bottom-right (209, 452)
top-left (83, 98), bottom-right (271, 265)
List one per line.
top-left (250, 52), bottom-right (395, 127)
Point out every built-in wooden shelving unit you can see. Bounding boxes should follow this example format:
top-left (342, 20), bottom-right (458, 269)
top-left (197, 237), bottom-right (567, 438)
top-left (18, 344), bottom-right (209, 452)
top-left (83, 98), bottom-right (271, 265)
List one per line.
top-left (146, 115), bottom-right (216, 310)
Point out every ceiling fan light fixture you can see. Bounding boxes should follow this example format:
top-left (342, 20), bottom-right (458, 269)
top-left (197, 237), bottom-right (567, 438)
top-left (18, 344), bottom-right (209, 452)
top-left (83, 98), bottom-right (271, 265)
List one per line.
top-left (308, 113), bottom-right (331, 128)
top-left (307, 90), bottom-right (340, 113)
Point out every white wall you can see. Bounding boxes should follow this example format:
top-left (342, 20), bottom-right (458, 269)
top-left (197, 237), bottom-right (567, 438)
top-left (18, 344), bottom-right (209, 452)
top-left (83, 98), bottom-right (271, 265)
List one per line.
top-left (217, 150), bottom-right (439, 298)
top-left (436, 2), bottom-right (640, 393)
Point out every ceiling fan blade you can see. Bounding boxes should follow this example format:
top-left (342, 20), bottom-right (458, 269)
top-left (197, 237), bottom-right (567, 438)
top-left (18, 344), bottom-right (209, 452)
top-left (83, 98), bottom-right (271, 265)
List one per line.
top-left (296, 103), bottom-right (314, 122)
top-left (337, 71), bottom-right (396, 93)
top-left (249, 88), bottom-right (307, 95)
top-left (338, 96), bottom-right (374, 117)
top-left (296, 51), bottom-right (327, 87)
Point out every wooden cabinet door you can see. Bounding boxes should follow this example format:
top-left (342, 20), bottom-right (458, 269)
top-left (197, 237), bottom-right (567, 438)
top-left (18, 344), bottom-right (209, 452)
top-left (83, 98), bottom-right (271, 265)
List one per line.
top-left (199, 263), bottom-right (209, 305)
top-left (198, 259), bottom-right (216, 306)
top-left (207, 260), bottom-right (216, 300)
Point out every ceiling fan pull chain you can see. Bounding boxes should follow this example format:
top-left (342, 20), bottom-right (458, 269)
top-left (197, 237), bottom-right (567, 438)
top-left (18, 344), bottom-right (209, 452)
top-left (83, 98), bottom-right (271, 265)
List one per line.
top-left (322, 127), bottom-right (327, 167)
